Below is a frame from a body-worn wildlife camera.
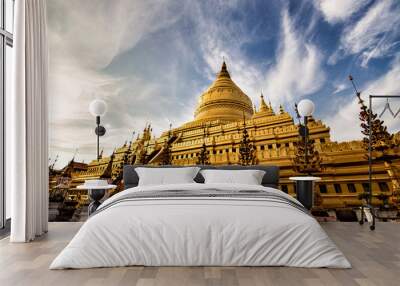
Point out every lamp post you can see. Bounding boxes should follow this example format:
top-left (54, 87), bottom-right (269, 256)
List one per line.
top-left (290, 99), bottom-right (320, 210)
top-left (89, 99), bottom-right (107, 160)
top-left (85, 99), bottom-right (109, 215)
top-left (297, 99), bottom-right (315, 166)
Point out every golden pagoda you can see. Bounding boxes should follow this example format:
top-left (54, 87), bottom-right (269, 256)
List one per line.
top-left (50, 61), bottom-right (400, 221)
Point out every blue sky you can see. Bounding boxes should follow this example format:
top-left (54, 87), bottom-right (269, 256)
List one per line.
top-left (47, 0), bottom-right (400, 168)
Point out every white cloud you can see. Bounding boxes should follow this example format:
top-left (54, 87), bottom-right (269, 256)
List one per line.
top-left (326, 57), bottom-right (400, 142)
top-left (48, 0), bottom-right (182, 70)
top-left (47, 0), bottom-right (188, 167)
top-left (314, 0), bottom-right (369, 24)
top-left (263, 9), bottom-right (325, 106)
top-left (331, 0), bottom-right (400, 67)
top-left (48, 0), bottom-right (262, 168)
top-left (332, 83), bottom-right (347, 94)
top-left (49, 0), bottom-right (400, 168)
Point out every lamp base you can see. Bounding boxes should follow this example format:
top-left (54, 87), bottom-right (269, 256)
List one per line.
top-left (88, 189), bottom-right (106, 215)
top-left (296, 180), bottom-right (314, 210)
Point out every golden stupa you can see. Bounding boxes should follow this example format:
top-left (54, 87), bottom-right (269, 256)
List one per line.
top-left (194, 61), bottom-right (253, 123)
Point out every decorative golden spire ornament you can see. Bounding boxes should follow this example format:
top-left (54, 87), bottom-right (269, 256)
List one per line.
top-left (50, 154), bottom-right (59, 170)
top-left (160, 123), bottom-right (173, 165)
top-left (197, 124), bottom-right (210, 165)
top-left (292, 135), bottom-right (322, 174)
top-left (219, 60), bottom-right (230, 78)
top-left (238, 113), bottom-right (256, 165)
top-left (259, 93), bottom-right (268, 112)
top-left (269, 100), bottom-right (275, 115)
top-left (252, 93), bottom-right (275, 118)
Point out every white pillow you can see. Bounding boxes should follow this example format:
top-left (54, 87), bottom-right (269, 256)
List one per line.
top-left (135, 167), bottom-right (200, 186)
top-left (200, 169), bottom-right (265, 185)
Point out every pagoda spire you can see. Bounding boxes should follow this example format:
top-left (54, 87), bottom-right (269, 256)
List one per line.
top-left (259, 93), bottom-right (268, 112)
top-left (269, 100), bottom-right (275, 115)
top-left (50, 154), bottom-right (59, 170)
top-left (217, 60), bottom-right (231, 79)
top-left (279, 104), bottom-right (285, 114)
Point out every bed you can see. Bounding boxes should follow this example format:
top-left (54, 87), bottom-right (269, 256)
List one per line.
top-left (50, 165), bottom-right (351, 269)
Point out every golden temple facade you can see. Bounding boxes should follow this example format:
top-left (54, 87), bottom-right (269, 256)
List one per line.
top-left (49, 61), bottom-right (400, 220)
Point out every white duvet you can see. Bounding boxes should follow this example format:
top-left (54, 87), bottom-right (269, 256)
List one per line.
top-left (50, 183), bottom-right (351, 269)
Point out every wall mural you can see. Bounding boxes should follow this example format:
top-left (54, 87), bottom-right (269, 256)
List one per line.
top-left (47, 0), bottom-right (400, 221)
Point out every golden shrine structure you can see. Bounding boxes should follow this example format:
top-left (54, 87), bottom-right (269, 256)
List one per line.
top-left (49, 62), bottom-right (400, 221)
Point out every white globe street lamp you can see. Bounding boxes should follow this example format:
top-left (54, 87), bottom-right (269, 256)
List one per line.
top-left (89, 99), bottom-right (107, 117)
top-left (297, 99), bottom-right (315, 117)
top-left (89, 99), bottom-right (108, 160)
top-left (296, 98), bottom-right (316, 165)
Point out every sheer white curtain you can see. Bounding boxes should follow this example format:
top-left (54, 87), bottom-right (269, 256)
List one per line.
top-left (9, 0), bottom-right (48, 242)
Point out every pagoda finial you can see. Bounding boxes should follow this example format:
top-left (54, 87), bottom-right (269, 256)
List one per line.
top-left (218, 60), bottom-right (230, 79)
top-left (349, 74), bottom-right (366, 108)
top-left (279, 104), bottom-right (285, 114)
top-left (221, 60), bottom-right (227, 70)
top-left (259, 93), bottom-right (268, 112)
top-left (50, 154), bottom-right (59, 170)
top-left (71, 148), bottom-right (78, 162)
top-left (269, 100), bottom-right (275, 115)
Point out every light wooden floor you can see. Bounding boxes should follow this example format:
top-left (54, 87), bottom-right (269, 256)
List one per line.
top-left (0, 222), bottom-right (399, 286)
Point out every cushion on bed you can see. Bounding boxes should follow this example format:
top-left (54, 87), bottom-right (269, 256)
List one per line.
top-left (135, 167), bottom-right (200, 186)
top-left (200, 169), bottom-right (265, 185)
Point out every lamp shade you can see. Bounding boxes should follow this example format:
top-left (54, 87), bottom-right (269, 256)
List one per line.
top-left (297, 99), bottom-right (315, 117)
top-left (89, 99), bottom-right (107, 117)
